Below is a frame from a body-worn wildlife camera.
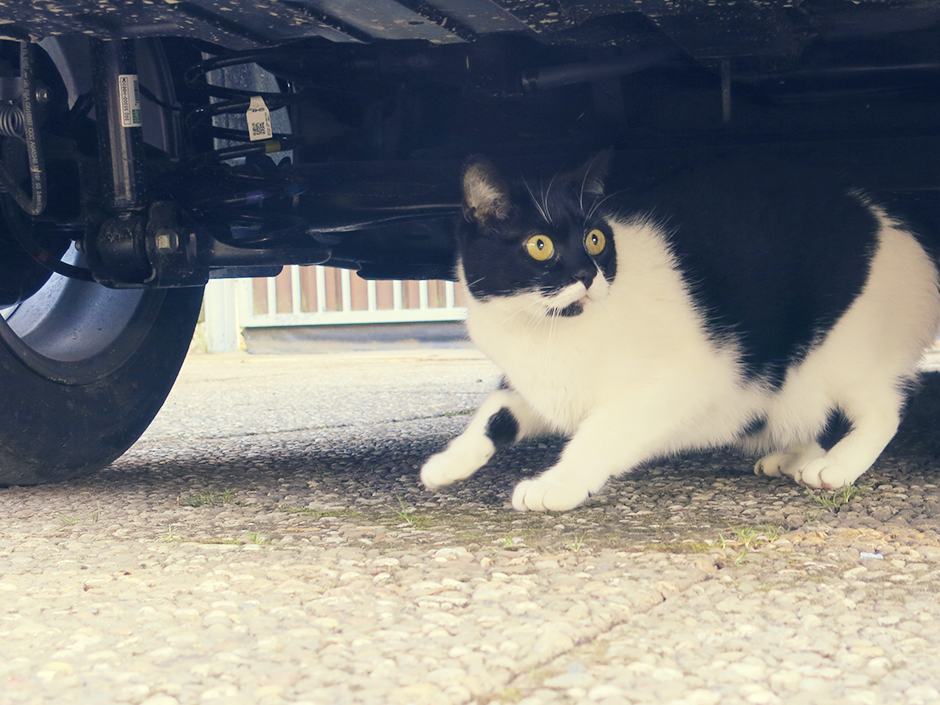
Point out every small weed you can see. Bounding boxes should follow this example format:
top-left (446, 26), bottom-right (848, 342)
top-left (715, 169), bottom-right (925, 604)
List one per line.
top-left (565, 534), bottom-right (586, 552)
top-left (179, 488), bottom-right (240, 508)
top-left (163, 525), bottom-right (178, 542)
top-left (442, 409), bottom-right (474, 418)
top-left (718, 525), bottom-right (782, 564)
top-left (91, 505), bottom-right (101, 523)
top-left (496, 535), bottom-right (523, 550)
top-left (807, 485), bottom-right (865, 513)
top-left (57, 514), bottom-right (79, 526)
top-left (248, 530), bottom-right (269, 545)
top-left (179, 491), bottom-right (216, 507)
top-left (646, 542), bottom-right (712, 555)
top-left (395, 496), bottom-right (434, 530)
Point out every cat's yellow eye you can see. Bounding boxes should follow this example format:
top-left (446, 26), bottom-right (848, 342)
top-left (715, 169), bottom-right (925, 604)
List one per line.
top-left (525, 234), bottom-right (555, 261)
top-left (585, 229), bottom-right (606, 256)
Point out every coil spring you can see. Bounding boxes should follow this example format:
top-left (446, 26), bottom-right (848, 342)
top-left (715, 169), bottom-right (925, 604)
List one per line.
top-left (183, 46), bottom-right (299, 162)
top-left (0, 104), bottom-right (24, 138)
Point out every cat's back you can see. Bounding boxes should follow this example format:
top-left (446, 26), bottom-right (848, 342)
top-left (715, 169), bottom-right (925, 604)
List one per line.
top-left (610, 157), bottom-right (934, 384)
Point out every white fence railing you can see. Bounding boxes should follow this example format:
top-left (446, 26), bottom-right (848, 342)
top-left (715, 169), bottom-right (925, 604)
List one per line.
top-left (238, 265), bottom-right (467, 327)
top-left (200, 265), bottom-right (467, 352)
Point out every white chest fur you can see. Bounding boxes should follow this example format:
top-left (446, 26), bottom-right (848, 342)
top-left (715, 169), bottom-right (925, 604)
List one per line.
top-left (459, 216), bottom-right (735, 434)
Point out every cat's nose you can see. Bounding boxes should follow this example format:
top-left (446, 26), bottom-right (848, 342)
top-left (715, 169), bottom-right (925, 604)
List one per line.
top-left (572, 267), bottom-right (596, 288)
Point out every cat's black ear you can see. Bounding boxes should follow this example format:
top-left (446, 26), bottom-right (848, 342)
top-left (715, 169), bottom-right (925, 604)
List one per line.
top-left (569, 148), bottom-right (613, 198)
top-left (462, 156), bottom-right (512, 225)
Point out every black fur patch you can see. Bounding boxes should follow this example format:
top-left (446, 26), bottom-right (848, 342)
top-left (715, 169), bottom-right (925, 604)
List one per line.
top-left (740, 416), bottom-right (768, 438)
top-left (485, 407), bottom-right (519, 447)
top-left (818, 408), bottom-right (854, 451)
top-left (620, 157), bottom-right (879, 388)
top-left (555, 302), bottom-right (584, 317)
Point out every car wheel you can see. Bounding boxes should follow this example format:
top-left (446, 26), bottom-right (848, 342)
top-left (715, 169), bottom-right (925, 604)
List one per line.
top-left (0, 37), bottom-right (204, 485)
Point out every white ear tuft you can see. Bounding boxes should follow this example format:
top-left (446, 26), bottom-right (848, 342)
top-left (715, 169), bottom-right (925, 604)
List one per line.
top-left (462, 156), bottom-right (512, 224)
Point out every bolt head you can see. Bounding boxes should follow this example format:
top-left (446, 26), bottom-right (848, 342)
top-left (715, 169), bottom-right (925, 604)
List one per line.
top-left (154, 229), bottom-right (180, 253)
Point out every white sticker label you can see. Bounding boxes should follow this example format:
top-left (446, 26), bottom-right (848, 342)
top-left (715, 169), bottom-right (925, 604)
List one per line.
top-left (246, 95), bottom-right (273, 141)
top-left (117, 74), bottom-right (141, 128)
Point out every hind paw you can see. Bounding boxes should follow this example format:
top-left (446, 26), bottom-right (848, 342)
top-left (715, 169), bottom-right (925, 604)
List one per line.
top-left (754, 452), bottom-right (799, 479)
top-left (796, 458), bottom-right (861, 490)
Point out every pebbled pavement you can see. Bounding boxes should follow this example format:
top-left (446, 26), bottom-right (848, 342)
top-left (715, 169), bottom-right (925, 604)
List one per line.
top-left (1, 348), bottom-right (940, 705)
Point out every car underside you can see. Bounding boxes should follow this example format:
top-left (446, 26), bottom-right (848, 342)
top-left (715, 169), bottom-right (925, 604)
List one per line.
top-left (0, 0), bottom-right (938, 485)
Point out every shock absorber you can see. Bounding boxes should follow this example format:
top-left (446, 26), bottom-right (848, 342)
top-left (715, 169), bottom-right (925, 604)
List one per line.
top-left (86, 39), bottom-right (154, 283)
top-left (91, 38), bottom-right (146, 213)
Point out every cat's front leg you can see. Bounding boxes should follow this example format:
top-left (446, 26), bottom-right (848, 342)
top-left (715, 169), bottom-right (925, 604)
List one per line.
top-left (421, 386), bottom-right (551, 490)
top-left (512, 407), bottom-right (660, 512)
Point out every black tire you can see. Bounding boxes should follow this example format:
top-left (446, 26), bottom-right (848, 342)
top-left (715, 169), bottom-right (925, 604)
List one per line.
top-left (0, 287), bottom-right (203, 485)
top-left (0, 37), bottom-right (203, 485)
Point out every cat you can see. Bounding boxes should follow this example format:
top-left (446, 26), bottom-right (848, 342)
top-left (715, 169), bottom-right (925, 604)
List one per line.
top-left (420, 151), bottom-right (940, 511)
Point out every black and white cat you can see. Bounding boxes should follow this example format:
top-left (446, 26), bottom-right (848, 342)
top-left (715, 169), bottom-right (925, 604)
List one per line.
top-left (421, 152), bottom-right (940, 511)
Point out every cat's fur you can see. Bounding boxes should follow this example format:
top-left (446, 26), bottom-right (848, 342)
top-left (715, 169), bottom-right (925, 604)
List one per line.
top-left (421, 153), bottom-right (940, 511)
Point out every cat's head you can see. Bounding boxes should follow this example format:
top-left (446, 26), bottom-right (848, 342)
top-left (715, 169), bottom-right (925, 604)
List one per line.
top-left (456, 152), bottom-right (617, 318)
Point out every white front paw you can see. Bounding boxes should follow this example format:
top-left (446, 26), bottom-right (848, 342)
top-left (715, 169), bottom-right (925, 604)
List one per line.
top-left (421, 440), bottom-right (493, 490)
top-left (511, 478), bottom-right (588, 512)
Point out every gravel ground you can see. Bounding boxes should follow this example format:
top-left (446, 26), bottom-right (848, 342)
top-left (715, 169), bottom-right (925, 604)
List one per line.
top-left (2, 348), bottom-right (940, 705)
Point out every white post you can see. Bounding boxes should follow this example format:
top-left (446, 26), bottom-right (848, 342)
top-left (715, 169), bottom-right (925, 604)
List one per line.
top-left (203, 278), bottom-right (241, 353)
top-left (340, 269), bottom-right (352, 312)
top-left (266, 277), bottom-right (277, 315)
top-left (315, 265), bottom-right (327, 313)
top-left (393, 280), bottom-right (403, 311)
top-left (445, 280), bottom-right (455, 309)
top-left (290, 265), bottom-right (302, 313)
top-left (418, 280), bottom-right (429, 310)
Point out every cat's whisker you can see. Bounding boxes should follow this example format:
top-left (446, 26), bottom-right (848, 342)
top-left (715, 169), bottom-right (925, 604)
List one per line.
top-left (496, 294), bottom-right (548, 329)
top-left (578, 153), bottom-right (604, 211)
top-left (524, 178), bottom-right (551, 224)
top-left (543, 172), bottom-right (559, 227)
top-left (586, 188), bottom-right (627, 222)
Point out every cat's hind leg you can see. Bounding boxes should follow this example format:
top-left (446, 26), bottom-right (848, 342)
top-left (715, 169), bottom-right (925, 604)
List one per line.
top-left (421, 385), bottom-right (551, 490)
top-left (795, 387), bottom-right (904, 490)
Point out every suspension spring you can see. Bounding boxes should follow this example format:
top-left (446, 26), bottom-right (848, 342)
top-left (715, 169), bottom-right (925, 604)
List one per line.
top-left (0, 104), bottom-right (24, 138)
top-left (183, 45), bottom-right (301, 161)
